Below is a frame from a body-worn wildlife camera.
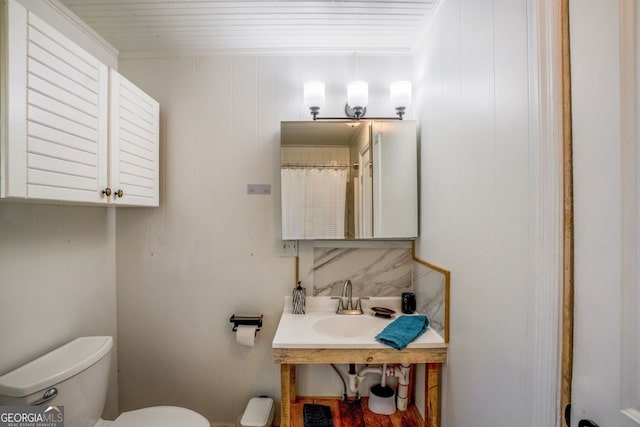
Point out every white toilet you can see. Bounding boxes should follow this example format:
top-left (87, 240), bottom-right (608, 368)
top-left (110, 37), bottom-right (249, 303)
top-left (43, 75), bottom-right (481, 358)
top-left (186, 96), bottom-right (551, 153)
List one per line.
top-left (0, 336), bottom-right (209, 427)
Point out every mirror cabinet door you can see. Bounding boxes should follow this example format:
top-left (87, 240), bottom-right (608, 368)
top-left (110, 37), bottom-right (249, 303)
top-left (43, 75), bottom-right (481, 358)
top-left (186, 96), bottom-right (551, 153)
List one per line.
top-left (371, 120), bottom-right (418, 238)
top-left (280, 120), bottom-right (417, 240)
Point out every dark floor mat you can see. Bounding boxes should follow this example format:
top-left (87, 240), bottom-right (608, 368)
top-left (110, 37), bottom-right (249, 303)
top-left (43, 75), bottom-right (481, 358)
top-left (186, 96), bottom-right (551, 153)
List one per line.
top-left (303, 403), bottom-right (334, 427)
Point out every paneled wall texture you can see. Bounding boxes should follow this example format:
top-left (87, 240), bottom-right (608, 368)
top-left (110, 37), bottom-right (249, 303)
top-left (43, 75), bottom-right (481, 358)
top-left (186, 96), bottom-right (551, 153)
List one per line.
top-left (414, 0), bottom-right (537, 426)
top-left (116, 55), bottom-right (412, 424)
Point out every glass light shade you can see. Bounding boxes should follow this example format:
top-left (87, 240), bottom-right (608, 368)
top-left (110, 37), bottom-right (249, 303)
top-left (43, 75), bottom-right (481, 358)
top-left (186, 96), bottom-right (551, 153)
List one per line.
top-left (303, 81), bottom-right (325, 109)
top-left (347, 80), bottom-right (369, 108)
top-left (390, 81), bottom-right (412, 108)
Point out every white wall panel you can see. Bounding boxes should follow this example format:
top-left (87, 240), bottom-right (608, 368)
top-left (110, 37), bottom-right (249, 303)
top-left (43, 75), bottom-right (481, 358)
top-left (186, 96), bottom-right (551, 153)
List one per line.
top-left (414, 0), bottom-right (537, 425)
top-left (0, 204), bottom-right (118, 417)
top-left (116, 54), bottom-right (412, 424)
top-left (491, 1), bottom-right (532, 423)
top-left (274, 56), bottom-right (302, 122)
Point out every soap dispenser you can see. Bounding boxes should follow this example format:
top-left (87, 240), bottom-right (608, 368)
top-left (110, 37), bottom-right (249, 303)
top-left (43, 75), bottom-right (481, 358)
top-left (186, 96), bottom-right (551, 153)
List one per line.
top-left (292, 281), bottom-right (306, 314)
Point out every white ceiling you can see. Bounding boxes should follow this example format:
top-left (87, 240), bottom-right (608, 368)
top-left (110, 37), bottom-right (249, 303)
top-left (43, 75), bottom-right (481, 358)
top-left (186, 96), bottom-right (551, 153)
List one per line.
top-left (58, 0), bottom-right (440, 57)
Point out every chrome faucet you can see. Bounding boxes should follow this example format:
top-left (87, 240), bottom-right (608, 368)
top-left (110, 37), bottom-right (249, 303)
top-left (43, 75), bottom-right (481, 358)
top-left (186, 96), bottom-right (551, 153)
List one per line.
top-left (342, 279), bottom-right (353, 309)
top-left (332, 280), bottom-right (369, 315)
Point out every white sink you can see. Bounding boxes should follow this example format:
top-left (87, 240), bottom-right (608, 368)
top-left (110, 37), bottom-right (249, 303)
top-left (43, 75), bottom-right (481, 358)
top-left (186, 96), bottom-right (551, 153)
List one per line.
top-left (312, 315), bottom-right (387, 338)
top-left (272, 296), bottom-right (445, 349)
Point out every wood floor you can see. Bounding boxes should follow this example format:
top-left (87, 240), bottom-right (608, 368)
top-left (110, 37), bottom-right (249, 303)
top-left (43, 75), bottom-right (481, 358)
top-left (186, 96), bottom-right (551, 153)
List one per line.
top-left (289, 397), bottom-right (424, 427)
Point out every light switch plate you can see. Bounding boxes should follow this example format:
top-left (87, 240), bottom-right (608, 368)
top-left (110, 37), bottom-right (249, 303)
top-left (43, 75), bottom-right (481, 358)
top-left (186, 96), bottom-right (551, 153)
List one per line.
top-left (247, 184), bottom-right (271, 195)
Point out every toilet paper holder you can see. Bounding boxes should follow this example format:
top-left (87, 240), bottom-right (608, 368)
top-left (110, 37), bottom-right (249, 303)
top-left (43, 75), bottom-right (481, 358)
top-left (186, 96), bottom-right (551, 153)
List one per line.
top-left (230, 314), bottom-right (263, 332)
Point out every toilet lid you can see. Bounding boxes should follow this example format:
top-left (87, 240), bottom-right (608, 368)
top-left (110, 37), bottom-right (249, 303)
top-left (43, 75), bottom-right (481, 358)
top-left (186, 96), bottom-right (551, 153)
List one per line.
top-left (111, 406), bottom-right (209, 427)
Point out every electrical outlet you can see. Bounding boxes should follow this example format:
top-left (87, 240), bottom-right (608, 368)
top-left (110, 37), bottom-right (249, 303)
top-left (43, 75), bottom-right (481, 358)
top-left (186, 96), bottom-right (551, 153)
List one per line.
top-left (281, 240), bottom-right (298, 257)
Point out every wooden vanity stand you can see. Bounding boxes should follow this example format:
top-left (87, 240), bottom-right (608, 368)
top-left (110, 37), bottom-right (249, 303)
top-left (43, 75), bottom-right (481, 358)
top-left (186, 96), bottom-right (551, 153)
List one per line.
top-left (273, 346), bottom-right (447, 427)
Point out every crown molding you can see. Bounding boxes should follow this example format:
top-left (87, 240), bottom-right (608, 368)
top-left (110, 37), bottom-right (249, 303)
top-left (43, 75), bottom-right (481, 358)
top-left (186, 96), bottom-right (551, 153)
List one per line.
top-left (42, 0), bottom-right (119, 59)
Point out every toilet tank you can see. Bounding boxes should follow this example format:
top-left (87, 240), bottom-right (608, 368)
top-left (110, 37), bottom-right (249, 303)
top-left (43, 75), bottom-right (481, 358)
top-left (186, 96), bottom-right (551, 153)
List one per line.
top-left (0, 336), bottom-right (113, 427)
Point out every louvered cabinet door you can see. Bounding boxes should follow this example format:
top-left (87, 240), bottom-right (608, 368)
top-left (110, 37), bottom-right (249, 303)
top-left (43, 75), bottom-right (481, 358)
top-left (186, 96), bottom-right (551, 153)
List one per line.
top-left (109, 70), bottom-right (159, 207)
top-left (1, 0), bottom-right (109, 203)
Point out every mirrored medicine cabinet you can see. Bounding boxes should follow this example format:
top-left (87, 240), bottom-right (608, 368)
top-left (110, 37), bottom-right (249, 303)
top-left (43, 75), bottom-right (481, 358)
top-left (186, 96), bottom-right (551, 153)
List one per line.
top-left (280, 120), bottom-right (418, 240)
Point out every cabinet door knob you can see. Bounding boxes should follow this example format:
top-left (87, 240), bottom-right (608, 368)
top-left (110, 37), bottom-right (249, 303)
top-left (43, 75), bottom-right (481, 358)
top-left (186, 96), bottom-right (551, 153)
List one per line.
top-left (115, 189), bottom-right (124, 198)
top-left (102, 187), bottom-right (112, 197)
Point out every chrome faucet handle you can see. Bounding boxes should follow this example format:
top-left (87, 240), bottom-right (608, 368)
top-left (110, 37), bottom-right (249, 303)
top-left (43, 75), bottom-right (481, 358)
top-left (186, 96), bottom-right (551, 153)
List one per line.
top-left (331, 296), bottom-right (345, 313)
top-left (355, 297), bottom-right (369, 312)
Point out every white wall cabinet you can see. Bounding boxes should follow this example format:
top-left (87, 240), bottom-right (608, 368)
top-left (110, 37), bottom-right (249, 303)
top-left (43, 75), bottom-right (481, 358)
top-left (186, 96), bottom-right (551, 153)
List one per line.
top-left (1, 0), bottom-right (109, 203)
top-left (0, 0), bottom-right (159, 206)
top-left (108, 70), bottom-right (159, 207)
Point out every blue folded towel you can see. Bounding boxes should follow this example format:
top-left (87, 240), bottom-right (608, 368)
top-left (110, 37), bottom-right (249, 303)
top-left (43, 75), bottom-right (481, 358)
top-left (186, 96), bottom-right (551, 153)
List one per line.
top-left (375, 315), bottom-right (429, 350)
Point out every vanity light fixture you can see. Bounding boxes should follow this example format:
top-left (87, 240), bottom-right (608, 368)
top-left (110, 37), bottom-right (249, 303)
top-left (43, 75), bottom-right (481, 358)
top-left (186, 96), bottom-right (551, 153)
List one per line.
top-left (303, 81), bottom-right (325, 120)
top-left (346, 80), bottom-right (368, 120)
top-left (390, 81), bottom-right (412, 119)
top-left (303, 79), bottom-right (411, 121)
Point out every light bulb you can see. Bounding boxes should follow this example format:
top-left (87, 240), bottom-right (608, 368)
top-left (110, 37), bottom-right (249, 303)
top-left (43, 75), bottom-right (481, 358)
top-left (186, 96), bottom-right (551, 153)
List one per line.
top-left (347, 81), bottom-right (369, 108)
top-left (303, 81), bottom-right (325, 109)
top-left (390, 81), bottom-right (412, 108)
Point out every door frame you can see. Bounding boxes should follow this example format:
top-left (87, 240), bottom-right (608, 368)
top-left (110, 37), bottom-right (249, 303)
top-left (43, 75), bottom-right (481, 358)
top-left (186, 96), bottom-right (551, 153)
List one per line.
top-left (618, 0), bottom-right (639, 422)
top-left (527, 0), bottom-right (569, 425)
top-left (560, 0), bottom-right (574, 424)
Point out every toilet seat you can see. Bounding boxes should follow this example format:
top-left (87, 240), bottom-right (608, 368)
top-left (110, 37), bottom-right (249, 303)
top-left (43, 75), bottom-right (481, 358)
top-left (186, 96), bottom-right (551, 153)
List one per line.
top-left (109, 406), bottom-right (209, 427)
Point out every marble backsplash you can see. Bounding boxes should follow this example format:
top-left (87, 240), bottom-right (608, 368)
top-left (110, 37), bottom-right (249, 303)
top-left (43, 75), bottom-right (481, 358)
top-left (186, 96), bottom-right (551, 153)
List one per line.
top-left (307, 245), bottom-right (446, 336)
top-left (313, 247), bottom-right (413, 296)
top-left (413, 261), bottom-right (445, 335)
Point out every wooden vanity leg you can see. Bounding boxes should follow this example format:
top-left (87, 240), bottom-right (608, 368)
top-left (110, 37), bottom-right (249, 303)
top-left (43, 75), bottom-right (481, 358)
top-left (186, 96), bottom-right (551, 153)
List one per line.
top-left (425, 363), bottom-right (441, 427)
top-left (280, 364), bottom-right (296, 427)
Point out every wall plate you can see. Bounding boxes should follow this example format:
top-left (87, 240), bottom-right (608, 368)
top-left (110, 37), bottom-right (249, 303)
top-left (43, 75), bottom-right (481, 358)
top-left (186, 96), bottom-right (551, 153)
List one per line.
top-left (281, 240), bottom-right (298, 257)
top-left (247, 184), bottom-right (271, 195)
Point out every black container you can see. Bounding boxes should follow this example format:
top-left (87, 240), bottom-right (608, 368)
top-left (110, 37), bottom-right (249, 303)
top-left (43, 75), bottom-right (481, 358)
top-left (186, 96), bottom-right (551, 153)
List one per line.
top-left (401, 292), bottom-right (416, 314)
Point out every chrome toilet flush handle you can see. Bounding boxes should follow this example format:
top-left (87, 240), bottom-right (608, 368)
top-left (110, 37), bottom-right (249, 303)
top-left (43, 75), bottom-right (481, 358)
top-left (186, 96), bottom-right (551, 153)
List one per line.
top-left (31, 387), bottom-right (57, 406)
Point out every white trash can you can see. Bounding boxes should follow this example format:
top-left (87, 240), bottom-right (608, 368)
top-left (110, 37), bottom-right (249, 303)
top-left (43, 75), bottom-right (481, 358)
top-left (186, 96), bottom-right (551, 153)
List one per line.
top-left (237, 396), bottom-right (274, 427)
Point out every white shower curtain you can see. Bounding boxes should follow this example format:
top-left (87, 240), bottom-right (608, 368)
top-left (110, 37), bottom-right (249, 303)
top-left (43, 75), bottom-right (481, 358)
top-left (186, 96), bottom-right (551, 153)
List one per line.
top-left (281, 168), bottom-right (348, 239)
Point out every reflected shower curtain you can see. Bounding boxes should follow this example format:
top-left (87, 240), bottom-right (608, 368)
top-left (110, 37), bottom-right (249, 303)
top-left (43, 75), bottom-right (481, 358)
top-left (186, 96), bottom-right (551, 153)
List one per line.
top-left (281, 168), bottom-right (348, 239)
